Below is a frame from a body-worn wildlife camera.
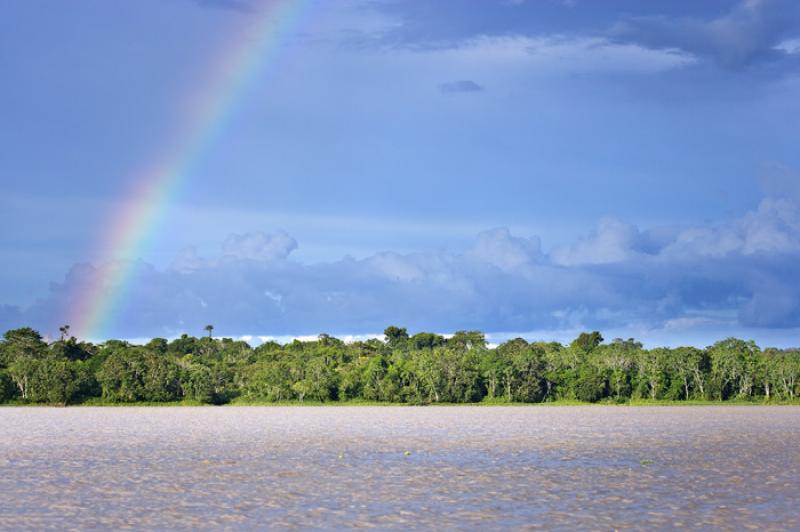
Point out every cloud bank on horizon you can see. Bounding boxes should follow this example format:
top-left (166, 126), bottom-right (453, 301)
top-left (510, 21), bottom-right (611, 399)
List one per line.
top-left (4, 165), bottom-right (800, 346)
top-left (1, 0), bottom-right (800, 345)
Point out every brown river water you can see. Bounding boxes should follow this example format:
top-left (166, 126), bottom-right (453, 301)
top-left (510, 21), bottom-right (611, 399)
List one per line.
top-left (1, 406), bottom-right (798, 529)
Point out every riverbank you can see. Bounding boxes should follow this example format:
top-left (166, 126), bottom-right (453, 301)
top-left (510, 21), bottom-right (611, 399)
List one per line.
top-left (4, 398), bottom-right (800, 407)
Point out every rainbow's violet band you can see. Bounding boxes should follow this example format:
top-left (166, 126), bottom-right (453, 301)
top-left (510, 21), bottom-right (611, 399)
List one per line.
top-left (69, 0), bottom-right (312, 341)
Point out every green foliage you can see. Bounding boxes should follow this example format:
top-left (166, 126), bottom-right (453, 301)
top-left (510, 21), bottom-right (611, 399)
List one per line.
top-left (7, 356), bottom-right (84, 404)
top-left (180, 363), bottom-right (215, 403)
top-left (32, 357), bottom-right (84, 404)
top-left (1, 327), bottom-right (47, 368)
top-left (570, 331), bottom-right (603, 355)
top-left (0, 369), bottom-right (17, 402)
top-left (448, 331), bottom-right (487, 352)
top-left (97, 346), bottom-right (180, 402)
top-left (243, 359), bottom-right (293, 401)
top-left (410, 332), bottom-right (446, 351)
top-left (384, 326), bottom-right (409, 350)
top-left (574, 366), bottom-right (606, 403)
top-left (49, 337), bottom-right (95, 362)
top-left (1, 327), bottom-right (798, 406)
top-left (709, 338), bottom-right (760, 400)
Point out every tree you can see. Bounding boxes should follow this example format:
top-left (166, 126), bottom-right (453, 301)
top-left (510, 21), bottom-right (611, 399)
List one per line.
top-left (479, 348), bottom-right (508, 401)
top-left (412, 348), bottom-right (442, 403)
top-left (146, 338), bottom-right (168, 354)
top-left (448, 331), bottom-right (488, 352)
top-left (540, 342), bottom-right (570, 400)
top-left (2, 329), bottom-right (87, 404)
top-left (507, 343), bottom-right (546, 402)
top-left (50, 336), bottom-right (94, 362)
top-left (338, 355), bottom-right (368, 401)
top-left (571, 331), bottom-right (604, 355)
top-left (668, 347), bottom-right (708, 400)
top-left (599, 339), bottom-right (640, 401)
top-left (180, 363), bottom-right (215, 403)
top-left (26, 356), bottom-right (82, 405)
top-left (410, 332), bottom-right (446, 351)
top-left (361, 355), bottom-right (389, 401)
top-left (0, 369), bottom-right (15, 402)
top-left (636, 348), bottom-right (669, 400)
top-left (708, 338), bottom-right (760, 400)
top-left (384, 326), bottom-right (409, 350)
top-left (395, 356), bottom-right (424, 404)
top-left (574, 366), bottom-right (606, 403)
top-left (2, 328), bottom-right (48, 400)
top-left (771, 350), bottom-right (800, 400)
top-left (97, 347), bottom-right (180, 402)
top-left (1, 327), bottom-right (47, 364)
top-left (0, 324), bottom-right (795, 406)
top-left (302, 355), bottom-right (338, 401)
top-left (204, 325), bottom-right (214, 339)
top-left (243, 358), bottom-right (293, 401)
top-left (317, 333), bottom-right (343, 348)
top-left (168, 334), bottom-right (201, 357)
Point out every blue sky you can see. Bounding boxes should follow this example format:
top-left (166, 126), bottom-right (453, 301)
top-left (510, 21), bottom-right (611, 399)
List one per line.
top-left (2, 0), bottom-right (800, 345)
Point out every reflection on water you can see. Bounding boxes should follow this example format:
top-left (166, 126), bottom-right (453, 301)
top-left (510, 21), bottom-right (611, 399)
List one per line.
top-left (1, 406), bottom-right (798, 529)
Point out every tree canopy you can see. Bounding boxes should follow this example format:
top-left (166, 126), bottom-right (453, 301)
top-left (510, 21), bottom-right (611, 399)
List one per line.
top-left (0, 326), bottom-right (797, 405)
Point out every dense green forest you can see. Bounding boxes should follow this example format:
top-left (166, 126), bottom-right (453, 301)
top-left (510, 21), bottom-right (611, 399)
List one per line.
top-left (1, 326), bottom-right (798, 405)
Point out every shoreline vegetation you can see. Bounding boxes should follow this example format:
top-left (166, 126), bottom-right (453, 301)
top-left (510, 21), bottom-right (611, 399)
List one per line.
top-left (3, 399), bottom-right (800, 408)
top-left (1, 326), bottom-right (799, 407)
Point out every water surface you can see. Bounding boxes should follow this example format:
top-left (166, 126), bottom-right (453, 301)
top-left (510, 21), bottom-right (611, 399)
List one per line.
top-left (1, 406), bottom-right (798, 529)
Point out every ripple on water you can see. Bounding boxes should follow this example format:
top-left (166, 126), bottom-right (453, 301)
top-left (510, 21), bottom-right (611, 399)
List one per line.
top-left (0, 406), bottom-right (798, 529)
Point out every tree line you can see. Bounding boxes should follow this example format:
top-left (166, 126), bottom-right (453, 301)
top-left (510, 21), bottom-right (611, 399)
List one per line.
top-left (0, 326), bottom-right (798, 405)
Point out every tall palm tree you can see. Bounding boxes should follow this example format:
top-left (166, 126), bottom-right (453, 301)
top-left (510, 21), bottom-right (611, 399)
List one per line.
top-left (59, 324), bottom-right (70, 341)
top-left (204, 324), bottom-right (214, 338)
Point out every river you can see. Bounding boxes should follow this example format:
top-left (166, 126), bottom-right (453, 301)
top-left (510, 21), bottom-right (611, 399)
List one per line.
top-left (1, 406), bottom-right (798, 529)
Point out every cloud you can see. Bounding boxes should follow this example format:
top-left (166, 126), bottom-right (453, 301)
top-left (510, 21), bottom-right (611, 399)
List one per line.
top-left (221, 230), bottom-right (298, 261)
top-left (171, 231), bottom-right (297, 273)
top-left (551, 218), bottom-right (643, 266)
top-left (356, 0), bottom-right (797, 74)
top-left (776, 37), bottom-right (800, 54)
top-left (659, 197), bottom-right (800, 259)
top-left (360, 0), bottom-right (595, 50)
top-left (608, 0), bottom-right (800, 69)
top-left (3, 168), bottom-right (800, 341)
top-left (350, 27), bottom-right (694, 76)
top-left (465, 228), bottom-right (540, 271)
top-left (439, 80), bottom-right (484, 94)
top-left (453, 35), bottom-right (694, 74)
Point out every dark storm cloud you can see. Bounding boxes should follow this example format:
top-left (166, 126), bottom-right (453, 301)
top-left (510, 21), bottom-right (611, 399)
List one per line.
top-left (608, 0), bottom-right (800, 70)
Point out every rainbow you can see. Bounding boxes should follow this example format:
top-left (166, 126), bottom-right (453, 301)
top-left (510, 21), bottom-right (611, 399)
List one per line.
top-left (69, 0), bottom-right (313, 340)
